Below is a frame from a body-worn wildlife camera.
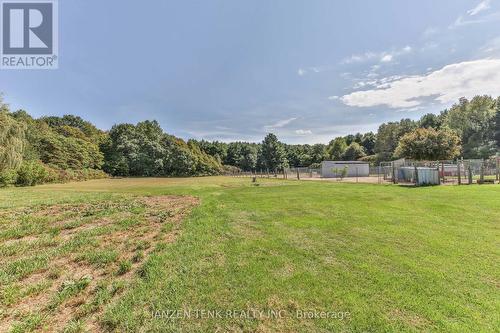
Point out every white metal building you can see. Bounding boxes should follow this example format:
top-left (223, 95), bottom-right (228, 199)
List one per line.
top-left (321, 161), bottom-right (369, 178)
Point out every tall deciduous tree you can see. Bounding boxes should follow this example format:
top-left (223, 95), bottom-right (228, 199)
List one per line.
top-left (375, 119), bottom-right (417, 160)
top-left (195, 140), bottom-right (228, 163)
top-left (102, 121), bottom-right (222, 177)
top-left (240, 144), bottom-right (258, 171)
top-left (443, 96), bottom-right (496, 158)
top-left (419, 113), bottom-right (443, 129)
top-left (394, 128), bottom-right (461, 160)
top-left (342, 142), bottom-right (366, 161)
top-left (360, 132), bottom-right (376, 155)
top-left (0, 108), bottom-right (25, 172)
top-left (327, 137), bottom-right (347, 160)
top-left (310, 144), bottom-right (328, 164)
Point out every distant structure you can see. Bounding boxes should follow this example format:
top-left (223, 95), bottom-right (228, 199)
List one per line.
top-left (321, 161), bottom-right (369, 178)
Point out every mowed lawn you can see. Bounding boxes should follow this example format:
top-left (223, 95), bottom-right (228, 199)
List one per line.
top-left (0, 177), bottom-right (499, 332)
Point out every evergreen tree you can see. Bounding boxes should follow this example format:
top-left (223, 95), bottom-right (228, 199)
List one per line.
top-left (260, 133), bottom-right (288, 171)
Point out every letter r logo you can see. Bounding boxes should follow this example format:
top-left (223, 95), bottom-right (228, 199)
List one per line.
top-left (2, 1), bottom-right (53, 54)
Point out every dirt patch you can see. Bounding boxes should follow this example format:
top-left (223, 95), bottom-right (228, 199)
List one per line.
top-left (2, 235), bottom-right (39, 246)
top-left (0, 195), bottom-right (199, 333)
top-left (58, 217), bottom-right (114, 239)
top-left (388, 309), bottom-right (430, 328)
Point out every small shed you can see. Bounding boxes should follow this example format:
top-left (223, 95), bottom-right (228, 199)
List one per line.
top-left (321, 161), bottom-right (369, 178)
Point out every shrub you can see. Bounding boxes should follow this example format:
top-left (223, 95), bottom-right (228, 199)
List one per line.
top-left (15, 161), bottom-right (47, 186)
top-left (221, 165), bottom-right (241, 175)
top-left (332, 166), bottom-right (348, 180)
top-left (0, 169), bottom-right (17, 187)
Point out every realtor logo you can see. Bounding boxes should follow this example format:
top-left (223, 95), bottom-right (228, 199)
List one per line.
top-left (1, 0), bottom-right (58, 69)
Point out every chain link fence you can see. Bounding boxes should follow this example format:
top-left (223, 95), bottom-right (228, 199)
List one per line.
top-left (379, 157), bottom-right (500, 185)
top-left (228, 157), bottom-right (500, 186)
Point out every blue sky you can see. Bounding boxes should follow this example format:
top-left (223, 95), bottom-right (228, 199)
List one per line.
top-left (1, 0), bottom-right (500, 143)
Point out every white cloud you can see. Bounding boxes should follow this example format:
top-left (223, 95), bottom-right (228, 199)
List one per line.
top-left (449, 11), bottom-right (500, 28)
top-left (396, 106), bottom-right (425, 113)
top-left (295, 129), bottom-right (312, 135)
top-left (422, 27), bottom-right (438, 38)
top-left (340, 58), bottom-right (500, 108)
top-left (449, 0), bottom-right (496, 29)
top-left (348, 75), bottom-right (407, 91)
top-left (480, 36), bottom-right (500, 54)
top-left (380, 54), bottom-right (393, 62)
top-left (341, 52), bottom-right (378, 64)
top-left (265, 117), bottom-right (297, 129)
top-left (297, 65), bottom-right (335, 76)
top-left (467, 0), bottom-right (491, 16)
top-left (342, 46), bottom-right (412, 65)
top-left (328, 95), bottom-right (339, 100)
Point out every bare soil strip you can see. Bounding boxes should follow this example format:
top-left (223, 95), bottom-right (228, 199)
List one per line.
top-left (0, 195), bottom-right (199, 332)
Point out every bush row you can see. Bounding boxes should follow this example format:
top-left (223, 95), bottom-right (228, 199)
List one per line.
top-left (0, 160), bottom-right (108, 187)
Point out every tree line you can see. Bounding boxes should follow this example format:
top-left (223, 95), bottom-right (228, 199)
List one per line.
top-left (1, 94), bottom-right (499, 186)
top-left (195, 95), bottom-right (499, 171)
top-left (0, 101), bottom-right (223, 186)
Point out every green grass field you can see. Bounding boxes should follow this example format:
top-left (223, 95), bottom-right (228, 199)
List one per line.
top-left (0, 177), bottom-right (499, 332)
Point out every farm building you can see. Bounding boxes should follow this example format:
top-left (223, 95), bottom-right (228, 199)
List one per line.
top-left (321, 161), bottom-right (369, 178)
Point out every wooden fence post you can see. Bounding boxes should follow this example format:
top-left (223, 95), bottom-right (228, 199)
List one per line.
top-left (479, 161), bottom-right (485, 184)
top-left (496, 158), bottom-right (500, 182)
top-left (441, 161), bottom-right (445, 183)
top-left (437, 164), bottom-right (441, 185)
top-left (457, 160), bottom-right (461, 185)
top-left (296, 169), bottom-right (300, 180)
top-left (468, 166), bottom-right (473, 185)
top-left (414, 166), bottom-right (419, 186)
top-left (392, 163), bottom-right (396, 184)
